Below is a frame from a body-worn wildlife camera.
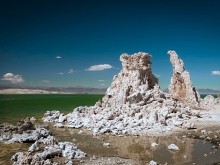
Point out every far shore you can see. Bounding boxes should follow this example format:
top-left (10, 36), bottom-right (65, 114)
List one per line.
top-left (0, 88), bottom-right (105, 94)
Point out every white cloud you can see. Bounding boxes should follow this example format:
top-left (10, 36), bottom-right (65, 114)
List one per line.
top-left (56, 56), bottom-right (62, 59)
top-left (59, 72), bottom-right (63, 75)
top-left (154, 73), bottom-right (161, 78)
top-left (42, 80), bottom-right (50, 83)
top-left (100, 83), bottom-right (105, 86)
top-left (211, 70), bottom-right (220, 76)
top-left (1, 73), bottom-right (24, 84)
top-left (68, 69), bottom-right (74, 74)
top-left (87, 64), bottom-right (113, 71)
top-left (98, 80), bottom-right (105, 82)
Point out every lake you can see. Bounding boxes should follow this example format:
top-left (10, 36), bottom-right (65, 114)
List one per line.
top-left (0, 94), bottom-right (103, 124)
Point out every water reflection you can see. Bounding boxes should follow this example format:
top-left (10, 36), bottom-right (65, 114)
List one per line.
top-left (108, 134), bottom-right (220, 164)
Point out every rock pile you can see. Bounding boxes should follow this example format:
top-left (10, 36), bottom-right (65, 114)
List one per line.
top-left (11, 135), bottom-right (86, 165)
top-left (43, 52), bottom-right (208, 135)
top-left (167, 50), bottom-right (200, 108)
top-left (200, 95), bottom-right (219, 108)
top-left (0, 118), bottom-right (50, 143)
top-left (0, 118), bottom-right (86, 164)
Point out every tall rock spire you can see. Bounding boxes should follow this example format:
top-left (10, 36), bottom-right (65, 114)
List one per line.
top-left (168, 50), bottom-right (200, 108)
top-left (101, 52), bottom-right (159, 107)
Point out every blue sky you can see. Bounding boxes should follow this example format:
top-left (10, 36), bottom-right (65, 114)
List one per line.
top-left (0, 0), bottom-right (220, 90)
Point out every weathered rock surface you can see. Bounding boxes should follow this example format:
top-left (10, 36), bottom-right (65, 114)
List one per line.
top-left (43, 52), bottom-right (208, 135)
top-left (101, 52), bottom-right (158, 107)
top-left (200, 95), bottom-right (219, 109)
top-left (168, 50), bottom-right (200, 108)
top-left (0, 118), bottom-right (50, 143)
top-left (0, 118), bottom-right (86, 164)
top-left (11, 134), bottom-right (86, 164)
top-left (149, 160), bottom-right (158, 165)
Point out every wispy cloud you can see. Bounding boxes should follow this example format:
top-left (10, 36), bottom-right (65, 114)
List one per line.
top-left (68, 69), bottom-right (74, 74)
top-left (59, 72), bottom-right (64, 75)
top-left (1, 73), bottom-right (24, 84)
top-left (42, 80), bottom-right (50, 83)
top-left (100, 83), bottom-right (105, 86)
top-left (56, 56), bottom-right (62, 59)
top-left (86, 64), bottom-right (113, 71)
top-left (154, 73), bottom-right (161, 78)
top-left (98, 80), bottom-right (105, 82)
top-left (211, 70), bottom-right (220, 76)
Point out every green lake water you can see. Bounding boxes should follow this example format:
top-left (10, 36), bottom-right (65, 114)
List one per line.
top-left (0, 94), bottom-right (103, 124)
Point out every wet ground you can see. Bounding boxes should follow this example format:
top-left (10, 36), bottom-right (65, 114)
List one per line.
top-left (1, 124), bottom-right (220, 165)
top-left (52, 125), bottom-right (220, 165)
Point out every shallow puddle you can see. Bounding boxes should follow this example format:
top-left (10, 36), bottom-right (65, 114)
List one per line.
top-left (0, 143), bottom-right (30, 165)
top-left (50, 126), bottom-right (220, 165)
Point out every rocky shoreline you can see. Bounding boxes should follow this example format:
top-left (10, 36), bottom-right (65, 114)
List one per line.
top-left (0, 118), bottom-right (86, 164)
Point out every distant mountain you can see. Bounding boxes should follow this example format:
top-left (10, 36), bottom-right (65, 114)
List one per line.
top-left (0, 85), bottom-right (107, 94)
top-left (163, 88), bottom-right (220, 94)
top-left (197, 88), bottom-right (220, 94)
top-left (1, 85), bottom-right (219, 95)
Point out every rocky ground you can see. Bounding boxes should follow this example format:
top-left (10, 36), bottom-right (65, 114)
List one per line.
top-left (0, 102), bottom-right (220, 165)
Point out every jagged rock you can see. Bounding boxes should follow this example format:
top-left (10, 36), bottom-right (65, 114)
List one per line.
top-left (201, 95), bottom-right (217, 108)
top-left (43, 52), bottom-right (206, 135)
top-left (11, 151), bottom-right (63, 165)
top-left (7, 127), bottom-right (51, 143)
top-left (168, 50), bottom-right (200, 108)
top-left (0, 118), bottom-right (50, 143)
top-left (59, 142), bottom-right (86, 159)
top-left (149, 160), bottom-right (158, 165)
top-left (30, 117), bottom-right (37, 122)
top-left (11, 135), bottom-right (86, 165)
top-left (42, 111), bottom-right (61, 122)
top-left (101, 52), bottom-right (158, 107)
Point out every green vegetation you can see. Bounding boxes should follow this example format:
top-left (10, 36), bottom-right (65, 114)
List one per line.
top-left (0, 94), bottom-right (103, 124)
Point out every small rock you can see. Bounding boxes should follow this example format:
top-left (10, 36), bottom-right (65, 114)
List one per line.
top-left (78, 130), bottom-right (83, 134)
top-left (183, 155), bottom-right (187, 159)
top-left (30, 117), bottom-right (37, 122)
top-left (149, 160), bottom-right (158, 165)
top-left (151, 142), bottom-right (159, 147)
top-left (168, 144), bottom-right (180, 151)
top-left (207, 131), bottom-right (213, 134)
top-left (201, 130), bottom-right (207, 134)
top-left (55, 123), bottom-right (64, 128)
top-left (103, 142), bottom-right (110, 147)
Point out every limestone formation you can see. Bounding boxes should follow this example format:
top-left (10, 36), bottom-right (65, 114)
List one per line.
top-left (0, 118), bottom-right (50, 143)
top-left (101, 52), bottom-right (158, 107)
top-left (0, 118), bottom-right (86, 164)
top-left (43, 52), bottom-right (207, 135)
top-left (168, 50), bottom-right (200, 108)
top-left (200, 95), bottom-right (219, 109)
top-left (11, 135), bottom-right (86, 165)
